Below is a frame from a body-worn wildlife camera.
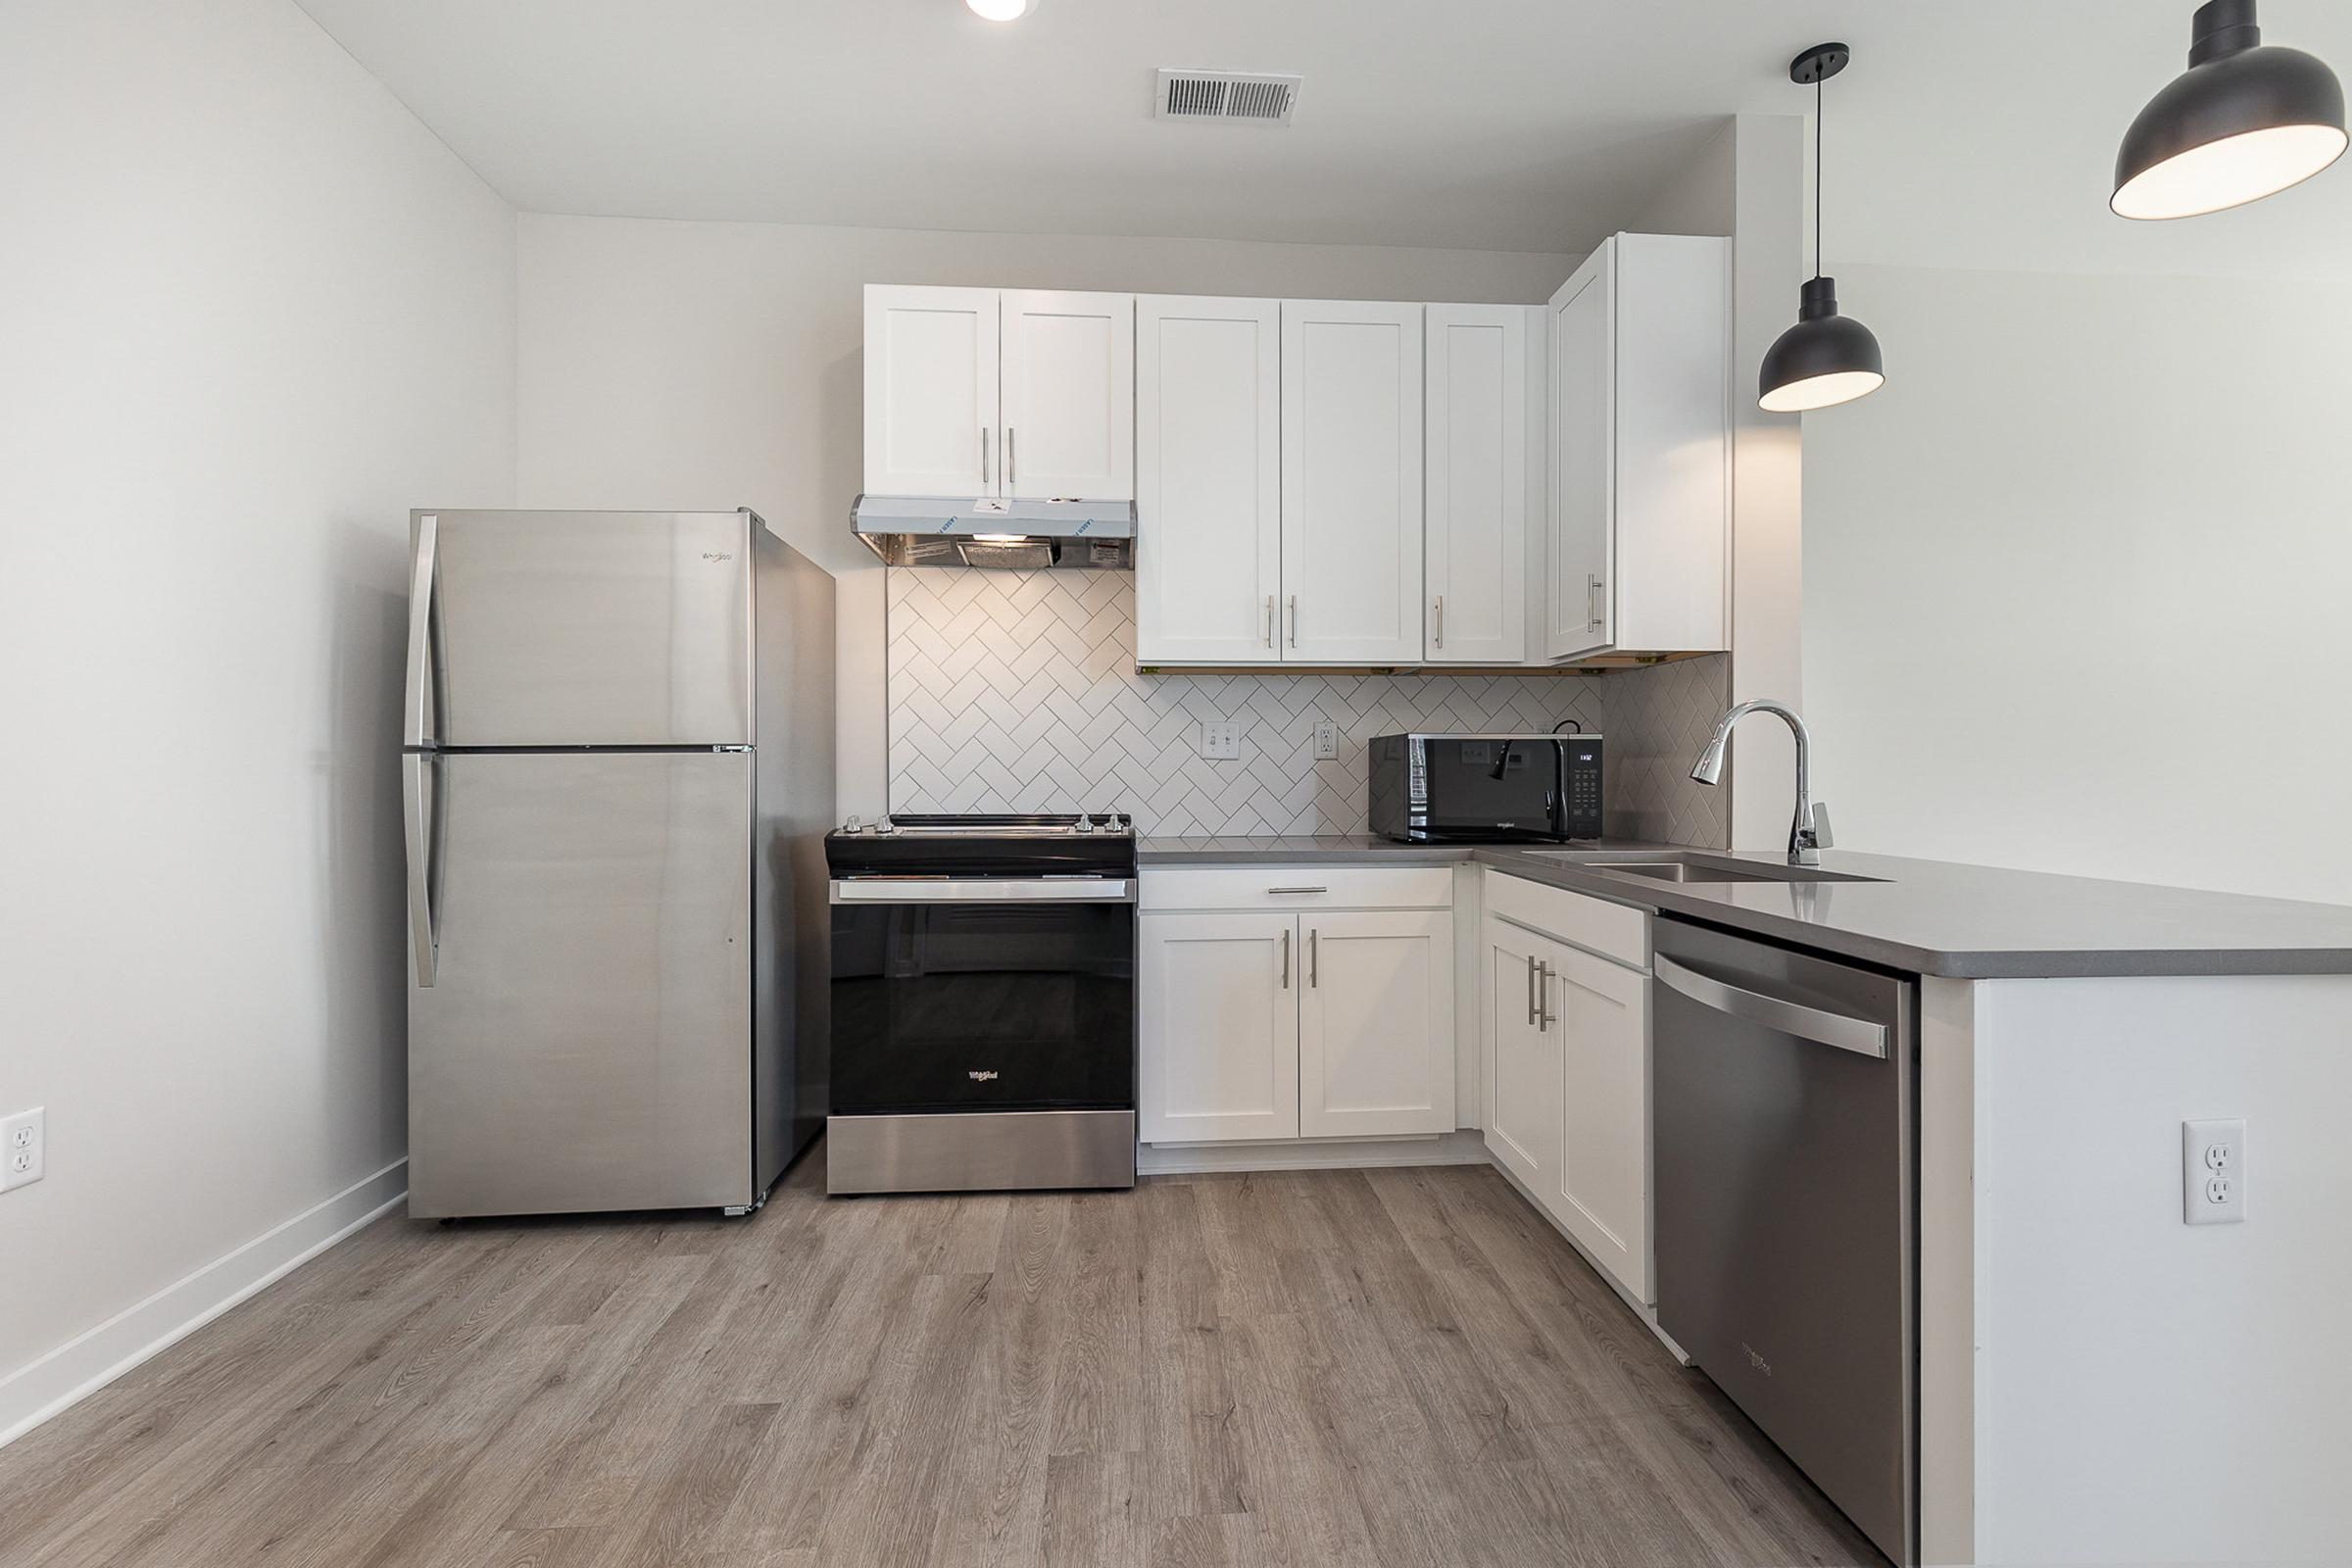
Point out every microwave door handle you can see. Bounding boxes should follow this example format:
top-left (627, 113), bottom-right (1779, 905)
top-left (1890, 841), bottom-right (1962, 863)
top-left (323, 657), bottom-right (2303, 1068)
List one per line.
top-left (1653, 955), bottom-right (1888, 1058)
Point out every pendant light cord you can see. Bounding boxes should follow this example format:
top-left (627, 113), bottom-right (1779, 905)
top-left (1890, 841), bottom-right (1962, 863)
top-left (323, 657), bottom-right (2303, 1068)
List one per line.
top-left (1814, 74), bottom-right (1824, 282)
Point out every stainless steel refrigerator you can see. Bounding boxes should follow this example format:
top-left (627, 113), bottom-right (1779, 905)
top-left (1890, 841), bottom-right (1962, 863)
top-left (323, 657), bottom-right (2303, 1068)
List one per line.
top-left (401, 509), bottom-right (834, 1219)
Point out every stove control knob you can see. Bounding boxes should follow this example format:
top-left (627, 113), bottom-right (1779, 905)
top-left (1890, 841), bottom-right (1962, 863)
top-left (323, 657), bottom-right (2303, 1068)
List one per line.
top-left (1075, 815), bottom-right (1094, 833)
top-left (843, 815), bottom-right (862, 835)
top-left (874, 817), bottom-right (897, 835)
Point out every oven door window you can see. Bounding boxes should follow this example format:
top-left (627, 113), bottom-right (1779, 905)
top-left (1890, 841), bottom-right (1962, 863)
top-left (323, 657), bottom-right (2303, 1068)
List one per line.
top-left (830, 900), bottom-right (1135, 1114)
top-left (1423, 739), bottom-right (1563, 838)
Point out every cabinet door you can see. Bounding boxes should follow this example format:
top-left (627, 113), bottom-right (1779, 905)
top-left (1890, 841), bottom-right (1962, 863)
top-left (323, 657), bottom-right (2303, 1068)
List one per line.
top-left (1482, 919), bottom-right (1560, 1195)
top-left (1281, 301), bottom-right (1424, 663)
top-left (1135, 296), bottom-right (1283, 663)
top-left (1610, 233), bottom-right (1730, 655)
top-left (1002, 290), bottom-right (1134, 501)
top-left (1545, 245), bottom-right (1614, 660)
top-left (1424, 306), bottom-right (1527, 664)
top-left (1551, 943), bottom-right (1650, 1302)
top-left (1139, 912), bottom-right (1298, 1144)
top-left (1298, 910), bottom-right (1454, 1138)
top-left (863, 285), bottom-right (1000, 496)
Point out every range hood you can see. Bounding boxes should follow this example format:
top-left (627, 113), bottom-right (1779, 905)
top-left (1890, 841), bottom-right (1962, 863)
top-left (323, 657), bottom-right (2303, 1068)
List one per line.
top-left (852, 495), bottom-right (1135, 570)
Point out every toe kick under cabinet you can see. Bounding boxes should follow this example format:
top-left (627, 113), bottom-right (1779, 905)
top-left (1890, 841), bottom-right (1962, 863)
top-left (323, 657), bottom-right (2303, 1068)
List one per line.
top-left (1139, 868), bottom-right (1456, 1145)
top-left (1481, 869), bottom-right (1653, 1304)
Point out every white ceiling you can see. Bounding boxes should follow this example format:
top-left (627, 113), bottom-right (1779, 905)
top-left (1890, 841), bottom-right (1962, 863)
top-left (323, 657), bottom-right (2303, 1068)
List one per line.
top-left (298, 0), bottom-right (2352, 277)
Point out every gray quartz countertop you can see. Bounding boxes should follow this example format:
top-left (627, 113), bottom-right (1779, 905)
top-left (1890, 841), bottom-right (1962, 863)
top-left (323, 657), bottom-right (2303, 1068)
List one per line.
top-left (1136, 836), bottom-right (2352, 979)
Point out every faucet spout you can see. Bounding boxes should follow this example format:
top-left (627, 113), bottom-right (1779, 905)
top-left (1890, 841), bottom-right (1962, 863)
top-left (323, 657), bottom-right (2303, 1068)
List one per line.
top-left (1688, 700), bottom-right (1831, 866)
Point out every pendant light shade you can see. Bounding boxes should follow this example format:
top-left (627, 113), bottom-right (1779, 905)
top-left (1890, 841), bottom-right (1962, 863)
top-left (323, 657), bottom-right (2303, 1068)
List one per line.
top-left (1759, 43), bottom-right (1886, 414)
top-left (1759, 278), bottom-right (1885, 413)
top-left (2114, 0), bottom-right (2346, 219)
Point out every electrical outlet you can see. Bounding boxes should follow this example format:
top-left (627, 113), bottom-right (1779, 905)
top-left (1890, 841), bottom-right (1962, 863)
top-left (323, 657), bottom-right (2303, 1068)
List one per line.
top-left (1199, 720), bottom-right (1242, 760)
top-left (1312, 720), bottom-right (1340, 760)
top-left (1, 1106), bottom-right (44, 1193)
top-left (2182, 1118), bottom-right (2244, 1225)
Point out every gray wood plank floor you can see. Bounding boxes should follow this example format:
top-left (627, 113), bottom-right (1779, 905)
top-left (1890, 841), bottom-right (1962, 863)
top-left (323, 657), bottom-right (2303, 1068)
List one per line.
top-left (0, 1152), bottom-right (1881, 1567)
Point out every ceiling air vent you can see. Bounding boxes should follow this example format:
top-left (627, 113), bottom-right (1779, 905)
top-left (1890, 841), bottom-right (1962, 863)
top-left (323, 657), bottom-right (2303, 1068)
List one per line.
top-left (1155, 69), bottom-right (1301, 125)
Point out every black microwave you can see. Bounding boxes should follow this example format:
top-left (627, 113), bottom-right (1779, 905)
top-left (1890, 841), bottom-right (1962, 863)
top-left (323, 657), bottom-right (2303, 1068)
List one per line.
top-left (1367, 732), bottom-right (1603, 844)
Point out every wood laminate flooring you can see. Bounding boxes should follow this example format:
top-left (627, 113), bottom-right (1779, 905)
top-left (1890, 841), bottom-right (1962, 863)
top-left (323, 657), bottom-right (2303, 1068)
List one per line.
top-left (0, 1152), bottom-right (1881, 1567)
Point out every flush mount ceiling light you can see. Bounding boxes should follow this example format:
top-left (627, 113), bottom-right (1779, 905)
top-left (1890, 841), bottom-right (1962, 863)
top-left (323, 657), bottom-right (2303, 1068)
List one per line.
top-left (965, 0), bottom-right (1039, 20)
top-left (2113, 0), bottom-right (2346, 219)
top-left (1758, 43), bottom-right (1886, 415)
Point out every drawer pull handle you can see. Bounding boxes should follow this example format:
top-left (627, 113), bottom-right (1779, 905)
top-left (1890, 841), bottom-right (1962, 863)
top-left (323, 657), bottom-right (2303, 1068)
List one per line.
top-left (1265, 886), bottom-right (1328, 896)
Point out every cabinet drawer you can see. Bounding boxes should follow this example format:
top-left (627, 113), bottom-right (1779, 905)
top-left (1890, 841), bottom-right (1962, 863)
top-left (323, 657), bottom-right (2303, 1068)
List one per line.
top-left (1140, 866), bottom-right (1454, 912)
top-left (1484, 868), bottom-right (1648, 970)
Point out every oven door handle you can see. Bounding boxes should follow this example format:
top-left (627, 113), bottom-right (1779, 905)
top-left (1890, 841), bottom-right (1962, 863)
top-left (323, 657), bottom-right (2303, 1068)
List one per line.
top-left (829, 878), bottom-right (1135, 904)
top-left (1653, 954), bottom-right (1888, 1058)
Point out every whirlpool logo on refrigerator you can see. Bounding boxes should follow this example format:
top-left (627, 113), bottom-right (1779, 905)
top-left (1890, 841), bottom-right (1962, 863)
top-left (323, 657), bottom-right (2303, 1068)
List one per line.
top-left (967, 1070), bottom-right (1000, 1082)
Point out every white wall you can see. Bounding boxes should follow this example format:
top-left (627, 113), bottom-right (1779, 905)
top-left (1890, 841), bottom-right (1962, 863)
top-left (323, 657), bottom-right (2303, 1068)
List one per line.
top-left (0, 0), bottom-right (514, 1429)
top-left (1804, 264), bottom-right (2352, 904)
top-left (513, 215), bottom-right (1575, 820)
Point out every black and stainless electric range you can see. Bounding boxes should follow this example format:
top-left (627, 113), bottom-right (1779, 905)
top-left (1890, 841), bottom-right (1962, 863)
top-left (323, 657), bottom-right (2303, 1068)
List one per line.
top-left (823, 813), bottom-right (1137, 1196)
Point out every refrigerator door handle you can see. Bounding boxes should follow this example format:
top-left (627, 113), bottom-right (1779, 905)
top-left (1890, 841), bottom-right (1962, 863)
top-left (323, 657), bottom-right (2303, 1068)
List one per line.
top-left (404, 514), bottom-right (437, 747)
top-left (404, 753), bottom-right (439, 987)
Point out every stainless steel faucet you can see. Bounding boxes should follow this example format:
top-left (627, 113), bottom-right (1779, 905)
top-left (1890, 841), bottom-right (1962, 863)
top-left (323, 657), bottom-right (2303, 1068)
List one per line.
top-left (1689, 700), bottom-right (1834, 866)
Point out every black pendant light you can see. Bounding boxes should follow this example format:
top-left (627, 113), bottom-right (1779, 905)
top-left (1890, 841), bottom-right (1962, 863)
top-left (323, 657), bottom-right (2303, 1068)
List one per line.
top-left (1759, 43), bottom-right (1885, 415)
top-left (2114, 0), bottom-right (2346, 220)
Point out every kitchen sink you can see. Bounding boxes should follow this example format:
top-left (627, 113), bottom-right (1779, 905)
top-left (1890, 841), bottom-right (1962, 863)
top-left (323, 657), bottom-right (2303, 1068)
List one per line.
top-left (1587, 861), bottom-right (1785, 884)
top-left (1517, 853), bottom-right (1884, 886)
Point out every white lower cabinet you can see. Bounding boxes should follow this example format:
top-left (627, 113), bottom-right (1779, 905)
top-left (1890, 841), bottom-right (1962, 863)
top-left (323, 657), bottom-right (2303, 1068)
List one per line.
top-left (1481, 871), bottom-right (1653, 1304)
top-left (1548, 943), bottom-right (1650, 1302)
top-left (1139, 874), bottom-right (1454, 1146)
top-left (1482, 919), bottom-right (1560, 1194)
top-left (1298, 910), bottom-right (1455, 1138)
top-left (1137, 911), bottom-right (1299, 1144)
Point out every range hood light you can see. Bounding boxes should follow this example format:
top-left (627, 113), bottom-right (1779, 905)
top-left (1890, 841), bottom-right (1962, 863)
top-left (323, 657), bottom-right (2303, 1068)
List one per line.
top-left (850, 495), bottom-right (1133, 570)
top-left (965, 0), bottom-right (1039, 21)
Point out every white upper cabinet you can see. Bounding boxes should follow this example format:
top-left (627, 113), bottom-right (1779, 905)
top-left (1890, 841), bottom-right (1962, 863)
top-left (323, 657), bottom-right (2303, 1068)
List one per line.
top-left (863, 285), bottom-right (1000, 497)
top-left (1135, 296), bottom-right (1282, 663)
top-left (1281, 301), bottom-right (1424, 664)
top-left (1001, 290), bottom-right (1134, 501)
top-left (1544, 233), bottom-right (1731, 662)
top-left (1546, 258), bottom-right (1613, 660)
top-left (1424, 305), bottom-right (1528, 664)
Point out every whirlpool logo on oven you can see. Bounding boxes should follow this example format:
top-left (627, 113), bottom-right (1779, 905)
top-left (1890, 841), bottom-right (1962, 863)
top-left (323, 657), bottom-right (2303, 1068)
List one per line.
top-left (967, 1069), bottom-right (1000, 1082)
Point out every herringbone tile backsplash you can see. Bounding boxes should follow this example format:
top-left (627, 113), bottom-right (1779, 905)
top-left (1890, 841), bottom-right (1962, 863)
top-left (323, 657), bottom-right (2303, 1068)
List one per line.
top-left (886, 568), bottom-right (1727, 844)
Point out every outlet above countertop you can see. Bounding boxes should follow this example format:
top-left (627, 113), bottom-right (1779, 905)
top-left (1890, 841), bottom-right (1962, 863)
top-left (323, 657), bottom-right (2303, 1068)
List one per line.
top-left (1136, 836), bottom-right (2352, 981)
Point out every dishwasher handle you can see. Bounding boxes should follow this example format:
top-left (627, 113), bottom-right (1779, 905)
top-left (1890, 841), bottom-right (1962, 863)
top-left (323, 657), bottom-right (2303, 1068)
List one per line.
top-left (1653, 954), bottom-right (1888, 1059)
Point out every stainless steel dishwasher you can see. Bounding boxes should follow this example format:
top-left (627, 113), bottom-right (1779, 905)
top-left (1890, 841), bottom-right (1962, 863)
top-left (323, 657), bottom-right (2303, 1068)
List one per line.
top-left (1652, 917), bottom-right (1917, 1568)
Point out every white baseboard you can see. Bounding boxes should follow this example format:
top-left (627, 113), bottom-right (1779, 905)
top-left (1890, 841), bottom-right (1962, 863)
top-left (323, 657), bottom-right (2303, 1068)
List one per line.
top-left (1140, 1128), bottom-right (1492, 1176)
top-left (0, 1158), bottom-right (409, 1451)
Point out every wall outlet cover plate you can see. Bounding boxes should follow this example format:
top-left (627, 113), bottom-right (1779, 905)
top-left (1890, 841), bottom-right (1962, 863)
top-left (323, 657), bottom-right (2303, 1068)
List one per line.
top-left (2181, 1117), bottom-right (2244, 1225)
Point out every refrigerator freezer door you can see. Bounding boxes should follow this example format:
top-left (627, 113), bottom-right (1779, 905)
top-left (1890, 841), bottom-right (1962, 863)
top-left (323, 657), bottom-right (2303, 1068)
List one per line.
top-left (408, 750), bottom-right (754, 1217)
top-left (415, 510), bottom-right (754, 747)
